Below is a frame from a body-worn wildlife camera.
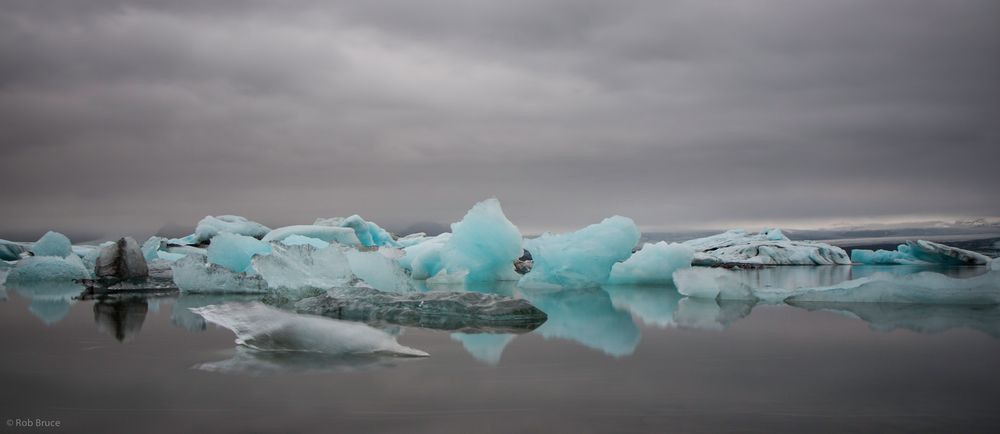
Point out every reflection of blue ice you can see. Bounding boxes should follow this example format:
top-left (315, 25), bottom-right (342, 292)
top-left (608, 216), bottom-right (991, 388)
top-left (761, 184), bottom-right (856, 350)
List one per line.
top-left (789, 301), bottom-right (1000, 338)
top-left (194, 346), bottom-right (401, 376)
top-left (8, 281), bottom-right (84, 325)
top-left (170, 294), bottom-right (264, 331)
top-left (450, 332), bottom-right (517, 365)
top-left (603, 285), bottom-right (683, 328)
top-left (521, 287), bottom-right (640, 357)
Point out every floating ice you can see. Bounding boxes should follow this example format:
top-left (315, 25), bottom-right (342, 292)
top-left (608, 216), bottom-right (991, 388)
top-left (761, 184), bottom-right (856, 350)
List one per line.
top-left (252, 243), bottom-right (356, 293)
top-left (520, 287), bottom-right (640, 357)
top-left (156, 251), bottom-right (185, 261)
top-left (170, 293), bottom-right (263, 331)
top-left (450, 332), bottom-right (517, 365)
top-left (94, 237), bottom-right (149, 280)
top-left (279, 234), bottom-right (330, 249)
top-left (851, 240), bottom-right (992, 265)
top-left (519, 216), bottom-right (640, 289)
top-left (262, 225), bottom-right (361, 246)
top-left (607, 242), bottom-right (693, 285)
top-left (141, 236), bottom-right (167, 261)
top-left (682, 229), bottom-right (850, 265)
top-left (344, 248), bottom-right (415, 293)
top-left (170, 215), bottom-right (271, 245)
top-left (171, 254), bottom-right (268, 293)
top-left (294, 286), bottom-right (548, 331)
top-left (0, 239), bottom-right (27, 260)
top-left (672, 268), bottom-right (758, 301)
top-left (191, 302), bottom-right (429, 357)
top-left (315, 215), bottom-right (397, 247)
top-left (399, 199), bottom-right (523, 284)
top-left (30, 231), bottom-right (73, 257)
top-left (207, 232), bottom-right (272, 273)
top-left (6, 255), bottom-right (91, 282)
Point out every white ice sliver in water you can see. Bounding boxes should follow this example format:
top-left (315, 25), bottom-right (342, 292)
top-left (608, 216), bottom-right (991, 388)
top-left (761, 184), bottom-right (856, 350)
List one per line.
top-left (191, 302), bottom-right (429, 357)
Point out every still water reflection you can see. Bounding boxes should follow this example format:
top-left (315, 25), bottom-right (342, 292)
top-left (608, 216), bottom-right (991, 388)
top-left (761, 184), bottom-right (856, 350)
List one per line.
top-left (2, 265), bottom-right (1000, 433)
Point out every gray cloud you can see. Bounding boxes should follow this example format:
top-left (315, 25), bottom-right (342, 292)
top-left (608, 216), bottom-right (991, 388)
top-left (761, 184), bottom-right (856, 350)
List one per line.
top-left (1, 0), bottom-right (998, 240)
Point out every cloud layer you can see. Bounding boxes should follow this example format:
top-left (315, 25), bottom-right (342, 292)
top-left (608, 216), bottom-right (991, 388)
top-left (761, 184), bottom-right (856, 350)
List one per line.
top-left (2, 0), bottom-right (998, 238)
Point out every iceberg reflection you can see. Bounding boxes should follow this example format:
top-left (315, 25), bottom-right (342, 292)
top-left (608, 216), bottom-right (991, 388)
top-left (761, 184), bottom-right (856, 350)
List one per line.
top-left (520, 287), bottom-right (640, 357)
top-left (7, 281), bottom-right (84, 325)
top-left (450, 332), bottom-right (517, 365)
top-left (603, 284), bottom-right (683, 328)
top-left (789, 301), bottom-right (1000, 338)
top-left (673, 297), bottom-right (755, 331)
top-left (93, 297), bottom-right (149, 342)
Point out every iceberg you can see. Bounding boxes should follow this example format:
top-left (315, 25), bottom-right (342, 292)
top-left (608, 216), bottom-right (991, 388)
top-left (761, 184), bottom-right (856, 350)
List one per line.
top-left (343, 248), bottom-right (416, 293)
top-left (171, 254), bottom-right (268, 293)
top-left (252, 243), bottom-right (357, 292)
top-left (262, 225), bottom-right (361, 246)
top-left (170, 215), bottom-right (271, 245)
top-left (851, 240), bottom-right (992, 265)
top-left (141, 236), bottom-right (167, 261)
top-left (314, 215), bottom-right (397, 247)
top-left (399, 199), bottom-right (523, 284)
top-left (607, 242), bottom-right (694, 285)
top-left (518, 216), bottom-right (640, 289)
top-left (6, 255), bottom-right (91, 283)
top-left (30, 231), bottom-right (73, 257)
top-left (0, 239), bottom-right (27, 260)
top-left (191, 302), bottom-right (429, 357)
top-left (682, 229), bottom-right (851, 265)
top-left (94, 237), bottom-right (149, 281)
top-left (450, 332), bottom-right (517, 365)
top-left (520, 287), bottom-right (640, 357)
top-left (279, 234), bottom-right (330, 249)
top-left (673, 267), bottom-right (759, 301)
top-left (293, 286), bottom-right (548, 331)
top-left (206, 232), bottom-right (272, 273)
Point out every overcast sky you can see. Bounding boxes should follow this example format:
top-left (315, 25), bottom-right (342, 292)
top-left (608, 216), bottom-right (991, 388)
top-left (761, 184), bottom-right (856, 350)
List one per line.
top-left (1, 0), bottom-right (998, 240)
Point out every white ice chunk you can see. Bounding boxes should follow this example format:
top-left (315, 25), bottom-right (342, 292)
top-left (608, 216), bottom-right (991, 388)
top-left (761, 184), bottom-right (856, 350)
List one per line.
top-left (607, 242), bottom-right (693, 285)
top-left (141, 236), bottom-right (167, 261)
top-left (262, 225), bottom-right (361, 246)
top-left (343, 248), bottom-right (415, 293)
top-left (252, 243), bottom-right (357, 292)
top-left (171, 254), bottom-right (268, 293)
top-left (682, 229), bottom-right (851, 265)
top-left (314, 215), bottom-right (397, 247)
top-left (191, 302), bottom-right (429, 357)
top-left (196, 215), bottom-right (271, 242)
top-left (156, 251), bottom-right (185, 261)
top-left (519, 216), bottom-right (640, 289)
top-left (399, 199), bottom-right (523, 284)
top-left (207, 232), bottom-right (272, 273)
top-left (30, 231), bottom-right (73, 257)
top-left (279, 234), bottom-right (330, 249)
top-left (672, 268), bottom-right (758, 301)
top-left (851, 240), bottom-right (992, 265)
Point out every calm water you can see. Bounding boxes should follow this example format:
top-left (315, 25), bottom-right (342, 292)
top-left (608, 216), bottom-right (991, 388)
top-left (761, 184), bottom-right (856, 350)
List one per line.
top-left (2, 266), bottom-right (1000, 433)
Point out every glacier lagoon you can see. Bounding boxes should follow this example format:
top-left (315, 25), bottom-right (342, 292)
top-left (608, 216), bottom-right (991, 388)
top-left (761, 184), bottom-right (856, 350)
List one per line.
top-left (1, 264), bottom-right (1000, 433)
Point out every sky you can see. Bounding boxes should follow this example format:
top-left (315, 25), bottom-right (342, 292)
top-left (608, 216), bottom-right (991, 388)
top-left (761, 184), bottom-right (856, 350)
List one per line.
top-left (1, 0), bottom-right (998, 240)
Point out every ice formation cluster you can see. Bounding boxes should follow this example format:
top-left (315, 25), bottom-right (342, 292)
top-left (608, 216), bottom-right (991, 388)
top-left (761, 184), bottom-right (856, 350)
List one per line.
top-left (851, 240), bottom-right (991, 265)
top-left (683, 229), bottom-right (851, 265)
